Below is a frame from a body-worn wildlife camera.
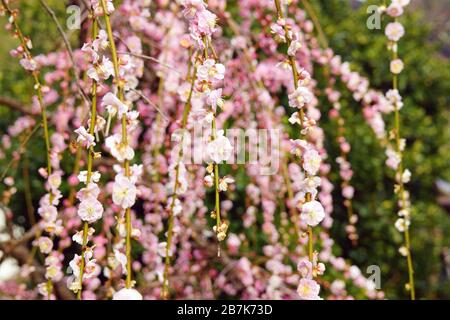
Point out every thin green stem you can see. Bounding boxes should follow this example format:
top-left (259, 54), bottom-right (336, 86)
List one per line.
top-left (77, 16), bottom-right (99, 300)
top-left (101, 0), bottom-right (133, 289)
top-left (68, 148), bottom-right (83, 205)
top-left (201, 36), bottom-right (224, 256)
top-left (125, 208), bottom-right (132, 287)
top-left (211, 118), bottom-right (221, 234)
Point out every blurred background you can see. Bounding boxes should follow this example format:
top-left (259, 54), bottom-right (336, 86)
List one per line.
top-left (0, 0), bottom-right (449, 299)
top-left (314, 0), bottom-right (450, 299)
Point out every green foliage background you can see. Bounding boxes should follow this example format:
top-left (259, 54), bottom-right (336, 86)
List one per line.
top-left (312, 0), bottom-right (450, 299)
top-left (0, 0), bottom-right (449, 299)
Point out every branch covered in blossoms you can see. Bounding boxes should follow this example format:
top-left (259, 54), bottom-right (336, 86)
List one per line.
top-left (381, 0), bottom-right (415, 300)
top-left (272, 0), bottom-right (326, 300)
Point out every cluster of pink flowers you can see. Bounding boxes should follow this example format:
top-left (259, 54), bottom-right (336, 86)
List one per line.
top-left (99, 0), bottom-right (143, 300)
top-left (182, 0), bottom-right (234, 244)
top-left (35, 169), bottom-right (65, 299)
top-left (1, 0), bottom-right (414, 300)
top-left (296, 255), bottom-right (324, 300)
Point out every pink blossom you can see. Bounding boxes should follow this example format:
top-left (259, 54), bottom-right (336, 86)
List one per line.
top-left (92, 0), bottom-right (115, 17)
top-left (386, 147), bottom-right (401, 170)
top-left (68, 174), bottom-right (79, 186)
top-left (390, 59), bottom-right (404, 74)
top-left (206, 88), bottom-right (224, 110)
top-left (92, 30), bottom-right (109, 52)
top-left (112, 175), bottom-right (137, 209)
top-left (385, 22), bottom-right (405, 42)
top-left (288, 111), bottom-right (302, 125)
top-left (75, 126), bottom-right (95, 149)
top-left (227, 234), bottom-right (241, 255)
top-left (297, 258), bottom-right (313, 279)
top-left (105, 134), bottom-right (135, 162)
top-left (182, 0), bottom-right (206, 19)
top-left (302, 149), bottom-right (321, 175)
top-left (219, 176), bottom-right (234, 191)
top-left (114, 249), bottom-right (128, 274)
top-left (78, 197), bottom-right (103, 223)
top-left (76, 183), bottom-right (101, 202)
top-left (195, 9), bottom-right (218, 36)
top-left (288, 86), bottom-right (313, 109)
top-left (301, 176), bottom-right (322, 196)
top-left (87, 56), bottom-right (114, 82)
top-left (270, 23), bottom-right (286, 42)
top-left (33, 237), bottom-right (53, 254)
top-left (81, 42), bottom-right (99, 63)
top-left (206, 133), bottom-right (233, 163)
top-left (38, 205), bottom-right (58, 222)
top-left (387, 3), bottom-right (404, 17)
top-left (288, 38), bottom-right (302, 56)
top-left (342, 186), bottom-right (355, 200)
top-left (77, 171), bottom-right (101, 184)
top-left (102, 92), bottom-right (129, 118)
top-left (301, 200), bottom-right (325, 227)
top-left (19, 58), bottom-right (37, 71)
top-left (340, 142), bottom-right (351, 153)
top-left (330, 280), bottom-right (346, 295)
top-left (47, 172), bottom-right (62, 191)
top-left (290, 139), bottom-right (308, 157)
top-left (72, 228), bottom-right (95, 245)
top-left (395, 218), bottom-right (409, 232)
top-left (297, 278), bottom-right (321, 300)
top-left (197, 59), bottom-right (226, 82)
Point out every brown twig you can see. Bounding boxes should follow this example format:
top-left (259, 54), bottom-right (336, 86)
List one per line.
top-left (116, 50), bottom-right (181, 74)
top-left (0, 96), bottom-right (35, 116)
